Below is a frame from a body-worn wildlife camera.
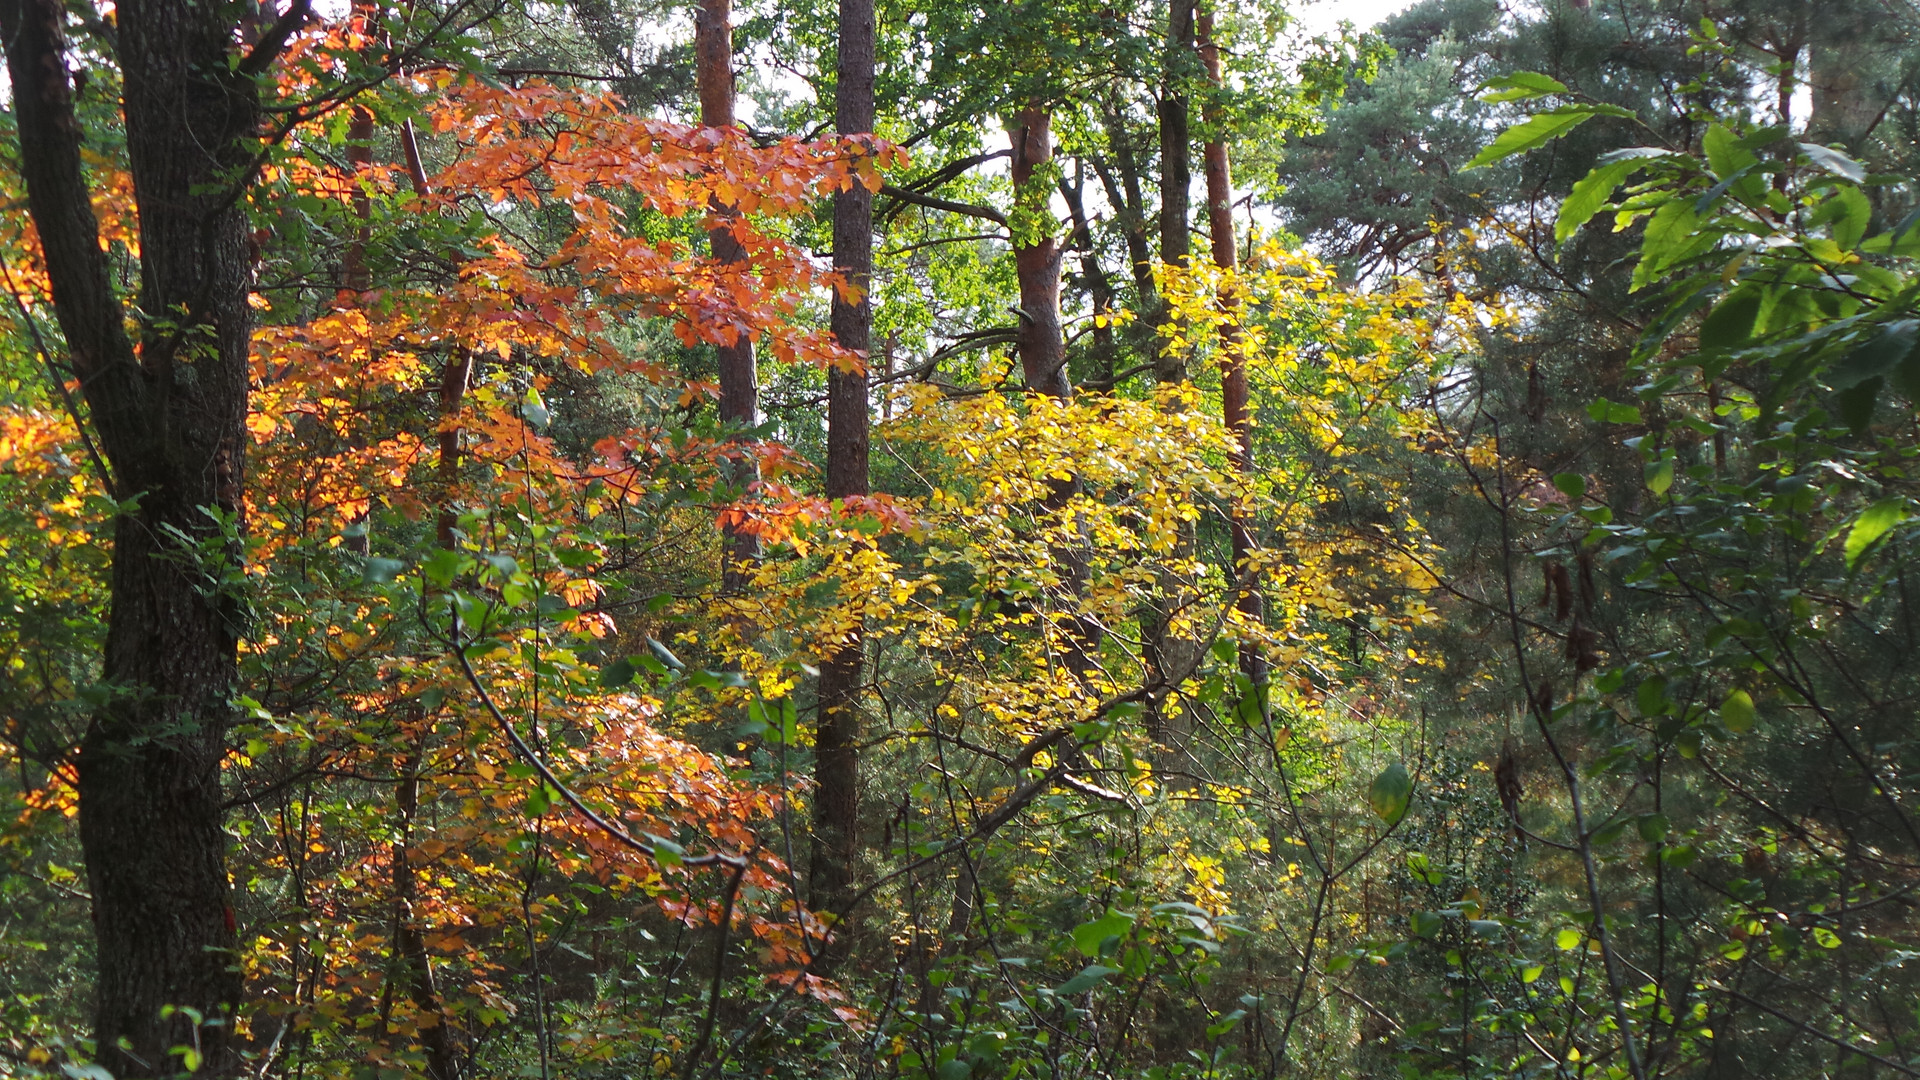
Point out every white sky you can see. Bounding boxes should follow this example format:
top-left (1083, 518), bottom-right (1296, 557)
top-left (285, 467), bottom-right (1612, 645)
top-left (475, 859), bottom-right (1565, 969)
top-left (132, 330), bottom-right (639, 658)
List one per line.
top-left (1292, 0), bottom-right (1417, 35)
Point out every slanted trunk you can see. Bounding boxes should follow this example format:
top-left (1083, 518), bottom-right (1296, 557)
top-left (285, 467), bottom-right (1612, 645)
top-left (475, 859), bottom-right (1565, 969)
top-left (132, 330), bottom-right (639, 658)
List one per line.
top-left (696, 0), bottom-right (762, 590)
top-left (0, 0), bottom-right (271, 1068)
top-left (810, 0), bottom-right (874, 928)
top-left (1060, 165), bottom-right (1117, 383)
top-left (1200, 6), bottom-right (1265, 692)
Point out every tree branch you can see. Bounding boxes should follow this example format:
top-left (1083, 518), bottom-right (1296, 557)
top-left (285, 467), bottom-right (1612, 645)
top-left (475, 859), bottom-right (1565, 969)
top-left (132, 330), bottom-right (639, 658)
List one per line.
top-left (878, 183), bottom-right (1008, 226)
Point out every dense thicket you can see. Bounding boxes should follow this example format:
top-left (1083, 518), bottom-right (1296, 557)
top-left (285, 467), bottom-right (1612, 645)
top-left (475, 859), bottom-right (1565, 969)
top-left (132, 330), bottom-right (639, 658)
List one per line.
top-left (1, 1), bottom-right (1917, 1079)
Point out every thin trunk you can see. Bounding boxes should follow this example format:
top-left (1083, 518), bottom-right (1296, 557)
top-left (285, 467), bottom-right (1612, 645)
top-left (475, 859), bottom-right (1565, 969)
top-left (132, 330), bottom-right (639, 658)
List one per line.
top-left (1095, 121), bottom-right (1158, 317)
top-left (810, 0), bottom-right (874, 928)
top-left (394, 119), bottom-right (464, 1074)
top-left (696, 0), bottom-right (761, 590)
top-left (1200, 7), bottom-right (1264, 690)
top-left (1060, 162), bottom-right (1116, 383)
top-left (1155, 0), bottom-right (1194, 383)
top-left (340, 84), bottom-right (376, 554)
top-left (0, 0), bottom-right (264, 1069)
top-left (388, 757), bottom-right (458, 1079)
top-left (398, 121), bottom-right (474, 554)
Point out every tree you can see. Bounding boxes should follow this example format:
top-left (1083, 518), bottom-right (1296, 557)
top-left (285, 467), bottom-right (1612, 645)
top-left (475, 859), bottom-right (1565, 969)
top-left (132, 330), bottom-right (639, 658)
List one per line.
top-left (697, 0), bottom-right (763, 590)
top-left (810, 0), bottom-right (876, 925)
top-left (0, 0), bottom-right (275, 1066)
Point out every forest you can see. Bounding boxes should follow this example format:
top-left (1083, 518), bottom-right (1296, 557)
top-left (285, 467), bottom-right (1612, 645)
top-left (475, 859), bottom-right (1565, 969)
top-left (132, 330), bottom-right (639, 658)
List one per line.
top-left (1, 0), bottom-right (1917, 1076)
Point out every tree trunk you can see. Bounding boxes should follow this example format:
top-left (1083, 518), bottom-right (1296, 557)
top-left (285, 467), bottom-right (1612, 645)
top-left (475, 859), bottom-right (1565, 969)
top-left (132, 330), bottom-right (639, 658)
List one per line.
top-left (1143, 0), bottom-right (1200, 742)
top-left (809, 0), bottom-right (874, 927)
top-left (1200, 6), bottom-right (1265, 692)
top-left (696, 0), bottom-right (762, 590)
top-left (1010, 107), bottom-right (1068, 399)
top-left (0, 0), bottom-right (270, 1069)
top-left (1059, 164), bottom-right (1117, 383)
top-left (1154, 0), bottom-right (1194, 383)
top-left (1094, 108), bottom-right (1159, 335)
top-left (1010, 107), bottom-right (1101, 673)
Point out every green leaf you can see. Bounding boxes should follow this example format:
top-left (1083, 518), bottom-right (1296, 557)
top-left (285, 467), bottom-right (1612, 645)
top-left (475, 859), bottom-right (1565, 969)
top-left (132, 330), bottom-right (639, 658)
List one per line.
top-left (525, 782), bottom-right (553, 816)
top-left (420, 547), bottom-right (469, 588)
top-left (1699, 288), bottom-right (1763, 352)
top-left (645, 833), bottom-right (684, 868)
top-left (1556, 159), bottom-right (1638, 243)
top-left (646, 636), bottom-right (686, 671)
top-left (1810, 184), bottom-right (1872, 250)
top-left (1053, 964), bottom-right (1119, 996)
top-left (1800, 141), bottom-right (1866, 183)
top-left (521, 387), bottom-right (551, 430)
top-left (363, 556), bottom-right (407, 584)
top-left (1463, 107), bottom-right (1602, 170)
top-left (1477, 70), bottom-right (1567, 103)
top-left (1633, 198), bottom-right (1701, 290)
top-left (1720, 689), bottom-right (1756, 733)
top-left (1637, 813), bottom-right (1670, 843)
top-left (1554, 928), bottom-right (1583, 951)
top-left (1587, 398), bottom-right (1642, 424)
top-left (1644, 457), bottom-right (1674, 495)
top-left (1410, 910), bottom-right (1443, 939)
top-left (1367, 762), bottom-right (1412, 826)
top-left (1552, 473), bottom-right (1587, 499)
top-left (1072, 911), bottom-right (1136, 957)
top-left (599, 657), bottom-right (637, 689)
top-left (1845, 498), bottom-right (1906, 569)
top-left (1836, 379), bottom-right (1882, 434)
top-left (1703, 123), bottom-right (1758, 180)
top-left (1830, 321), bottom-right (1920, 391)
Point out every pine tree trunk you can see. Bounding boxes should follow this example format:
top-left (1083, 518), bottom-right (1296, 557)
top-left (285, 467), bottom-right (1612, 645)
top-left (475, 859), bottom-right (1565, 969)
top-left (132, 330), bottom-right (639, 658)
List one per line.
top-left (1199, 7), bottom-right (1265, 691)
top-left (1011, 107), bottom-right (1069, 399)
top-left (1154, 0), bottom-right (1194, 383)
top-left (809, 0), bottom-right (874, 926)
top-left (0, 0), bottom-right (268, 1069)
top-left (1143, 0), bottom-right (1199, 742)
top-left (696, 0), bottom-right (762, 590)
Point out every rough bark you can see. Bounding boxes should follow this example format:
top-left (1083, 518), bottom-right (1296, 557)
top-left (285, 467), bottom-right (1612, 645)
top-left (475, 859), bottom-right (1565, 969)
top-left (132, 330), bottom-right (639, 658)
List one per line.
top-left (695, 0), bottom-right (761, 590)
top-left (1200, 7), bottom-right (1265, 690)
top-left (1059, 166), bottom-right (1117, 383)
top-left (0, 0), bottom-right (269, 1069)
top-left (342, 105), bottom-right (376, 294)
top-left (809, 0), bottom-right (874, 926)
top-left (1154, 0), bottom-right (1194, 384)
top-left (1094, 109), bottom-right (1160, 328)
top-left (1009, 107), bottom-right (1102, 675)
top-left (1010, 107), bottom-right (1068, 399)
